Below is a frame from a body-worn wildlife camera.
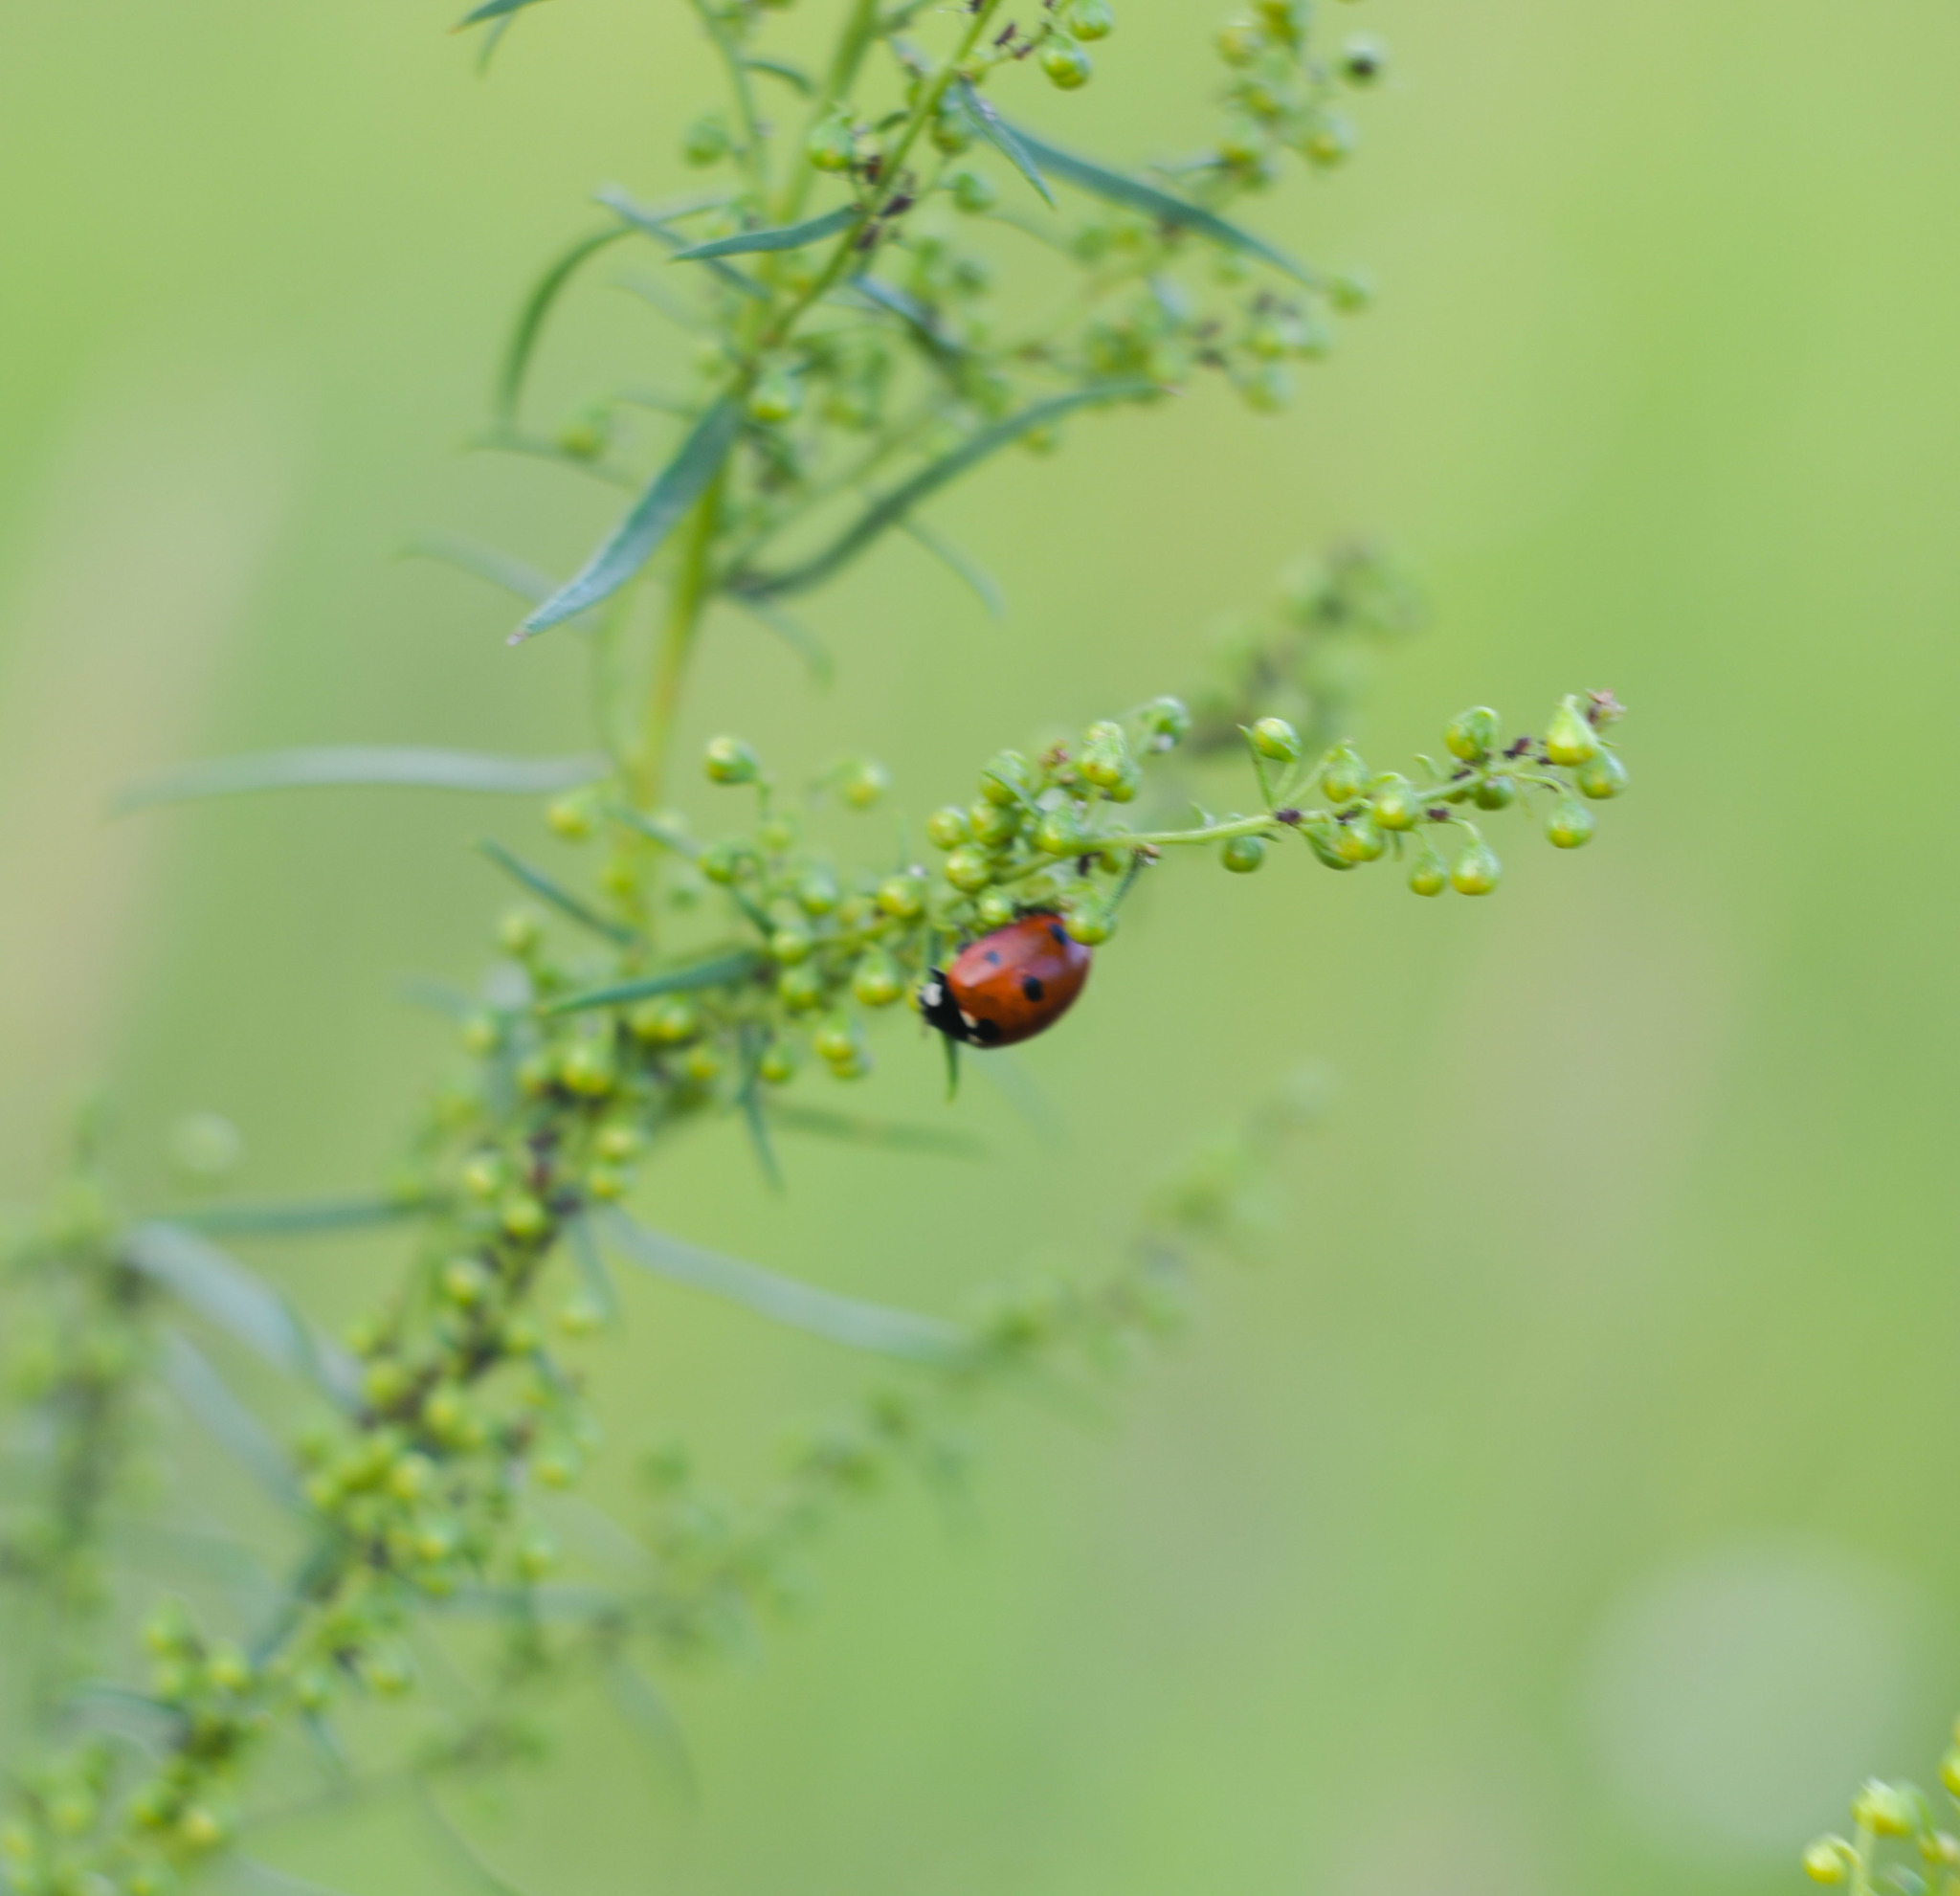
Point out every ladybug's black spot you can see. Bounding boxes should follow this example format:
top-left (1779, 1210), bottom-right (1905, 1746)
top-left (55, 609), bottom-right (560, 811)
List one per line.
top-left (1049, 924), bottom-right (1066, 945)
top-left (984, 949), bottom-right (1001, 966)
top-left (974, 1016), bottom-right (1003, 1044)
top-left (1021, 976), bottom-right (1045, 1003)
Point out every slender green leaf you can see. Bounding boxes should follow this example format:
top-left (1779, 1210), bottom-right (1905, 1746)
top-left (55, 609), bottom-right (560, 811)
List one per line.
top-left (116, 747), bottom-right (604, 814)
top-left (668, 204), bottom-right (858, 262)
top-left (733, 383), bottom-right (1155, 600)
top-left (542, 948), bottom-right (760, 1015)
top-left (127, 1224), bottom-right (361, 1405)
top-left (517, 397), bottom-right (742, 639)
top-left (743, 55), bottom-right (812, 95)
top-left (495, 226), bottom-right (635, 426)
top-left (595, 1207), bottom-right (974, 1364)
top-left (727, 593), bottom-right (834, 685)
top-left (456, 0), bottom-right (547, 24)
top-left (897, 516), bottom-right (1004, 618)
top-left (159, 1329), bottom-right (301, 1508)
top-left (402, 533), bottom-right (557, 606)
top-left (566, 1216), bottom-right (622, 1327)
top-left (1003, 119), bottom-right (1317, 285)
top-left (477, 839), bottom-right (637, 945)
top-left (173, 1196), bottom-right (424, 1239)
top-left (596, 188), bottom-right (768, 301)
top-left (475, 13), bottom-right (516, 74)
top-left (838, 275), bottom-right (964, 363)
top-left (954, 80), bottom-right (1057, 209)
top-left (770, 1104), bottom-right (986, 1158)
top-left (735, 1026), bottom-right (782, 1193)
top-left (604, 1661), bottom-right (698, 1802)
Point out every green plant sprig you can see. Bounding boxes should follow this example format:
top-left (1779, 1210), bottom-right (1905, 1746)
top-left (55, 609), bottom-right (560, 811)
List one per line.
top-left (1804, 1757), bottom-right (1960, 1896)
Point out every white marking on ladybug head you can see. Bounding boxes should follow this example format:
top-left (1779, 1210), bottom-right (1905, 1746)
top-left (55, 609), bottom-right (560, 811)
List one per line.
top-left (921, 980), bottom-right (944, 1007)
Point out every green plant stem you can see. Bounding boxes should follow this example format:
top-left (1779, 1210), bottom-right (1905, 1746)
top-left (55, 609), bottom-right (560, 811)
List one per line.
top-left (775, 0), bottom-right (883, 227)
top-left (689, 0), bottom-right (768, 199)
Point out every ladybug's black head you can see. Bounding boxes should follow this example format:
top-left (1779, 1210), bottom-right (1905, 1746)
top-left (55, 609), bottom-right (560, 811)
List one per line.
top-left (917, 969), bottom-right (998, 1045)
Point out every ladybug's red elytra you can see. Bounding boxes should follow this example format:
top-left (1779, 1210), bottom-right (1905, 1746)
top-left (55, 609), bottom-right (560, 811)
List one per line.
top-left (917, 913), bottom-right (1092, 1048)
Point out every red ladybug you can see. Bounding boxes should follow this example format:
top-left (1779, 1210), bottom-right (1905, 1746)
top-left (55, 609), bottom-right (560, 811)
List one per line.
top-left (917, 913), bottom-right (1092, 1048)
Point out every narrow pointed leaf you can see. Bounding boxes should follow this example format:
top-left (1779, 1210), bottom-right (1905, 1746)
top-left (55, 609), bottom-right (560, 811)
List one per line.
top-left (475, 13), bottom-right (516, 74)
top-left (728, 593), bottom-right (834, 685)
top-left (1003, 119), bottom-right (1317, 285)
top-left (743, 55), bottom-right (812, 95)
top-left (160, 1330), bottom-right (301, 1508)
top-left (456, 0), bottom-right (547, 24)
top-left (127, 1224), bottom-right (361, 1405)
top-left (402, 534), bottom-right (557, 606)
top-left (495, 226), bottom-right (634, 425)
top-left (733, 383), bottom-right (1155, 600)
top-left (668, 203), bottom-right (858, 262)
top-left (116, 747), bottom-right (606, 814)
top-left (897, 517), bottom-right (1004, 618)
top-left (542, 948), bottom-right (760, 1015)
top-left (769, 1104), bottom-right (987, 1158)
top-left (954, 81), bottom-right (1057, 208)
top-left (477, 839), bottom-right (637, 945)
top-left (567, 1216), bottom-right (622, 1327)
top-left (516, 397), bottom-right (742, 638)
top-left (174, 1195), bottom-right (424, 1239)
top-left (596, 189), bottom-right (768, 301)
top-left (595, 1206), bottom-right (974, 1364)
top-left (840, 275), bottom-right (964, 363)
top-left (735, 1027), bottom-right (782, 1193)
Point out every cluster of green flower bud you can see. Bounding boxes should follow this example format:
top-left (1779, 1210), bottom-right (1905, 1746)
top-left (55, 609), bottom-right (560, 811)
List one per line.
top-left (1212, 0), bottom-right (1377, 183)
top-left (1805, 1752), bottom-right (1960, 1893)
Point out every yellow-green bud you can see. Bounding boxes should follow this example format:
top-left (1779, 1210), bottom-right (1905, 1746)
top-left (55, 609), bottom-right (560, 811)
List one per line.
top-left (703, 735), bottom-right (761, 785)
top-left (546, 790), bottom-right (598, 841)
top-left (813, 1015), bottom-right (858, 1064)
top-left (388, 1453), bottom-right (435, 1502)
top-left (1451, 839), bottom-right (1502, 896)
top-left (969, 798), bottom-right (1020, 846)
top-left (1803, 1841), bottom-right (1848, 1885)
top-left (501, 1193), bottom-right (548, 1239)
top-left (1474, 774), bottom-right (1516, 811)
top-left (1042, 39), bottom-right (1092, 87)
top-left (630, 996), bottom-right (698, 1043)
top-left (795, 866), bottom-right (840, 914)
top-left (1034, 807), bottom-right (1086, 856)
top-left (979, 750), bottom-right (1036, 806)
top-left (1408, 846), bottom-right (1446, 896)
top-left (975, 889), bottom-right (1016, 929)
top-left (1321, 744), bottom-right (1366, 802)
top-left (1249, 717), bottom-right (1302, 763)
top-left (807, 116), bottom-right (856, 172)
top-left (837, 756), bottom-right (890, 809)
top-left (877, 873), bottom-right (925, 920)
top-left (778, 964), bottom-right (823, 1012)
top-left (498, 907), bottom-right (544, 955)
top-left (1370, 775), bottom-right (1421, 830)
top-left (1853, 1781), bottom-right (1913, 1839)
top-left (925, 805), bottom-right (970, 849)
top-left (1221, 835), bottom-right (1266, 874)
top-left (460, 1152), bottom-right (507, 1199)
top-left (944, 844), bottom-right (994, 893)
top-left (1575, 749), bottom-right (1628, 799)
top-left (950, 166), bottom-right (997, 214)
top-left (770, 925), bottom-right (813, 965)
top-left (1445, 706), bottom-right (1500, 761)
top-left (1544, 696), bottom-right (1599, 768)
top-left (683, 1042), bottom-right (723, 1084)
top-left (852, 952), bottom-right (903, 1008)
top-left (1334, 814), bottom-right (1387, 863)
top-left (559, 1040), bottom-right (615, 1096)
top-left (441, 1258), bottom-right (491, 1305)
top-left (1546, 797), bottom-right (1595, 849)
top-left (748, 370), bottom-right (802, 426)
top-left (1061, 895), bottom-right (1115, 945)
top-left (758, 1043), bottom-right (797, 1084)
top-left (1067, 0), bottom-right (1114, 38)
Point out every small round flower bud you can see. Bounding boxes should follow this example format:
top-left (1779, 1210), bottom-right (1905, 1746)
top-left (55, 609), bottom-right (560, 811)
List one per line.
top-left (546, 790), bottom-right (598, 841)
top-left (878, 873), bottom-right (925, 920)
top-left (1451, 839), bottom-right (1502, 896)
top-left (441, 1258), bottom-right (492, 1306)
top-left (1803, 1842), bottom-right (1848, 1885)
top-left (748, 369), bottom-right (802, 427)
top-left (931, 102), bottom-right (976, 156)
top-left (1854, 1782), bottom-right (1913, 1839)
top-left (983, 751), bottom-right (1044, 809)
top-left (975, 889), bottom-right (1016, 929)
top-left (813, 1015), bottom-right (858, 1064)
top-left (1544, 696), bottom-right (1600, 768)
top-left (1078, 721), bottom-right (1134, 790)
top-left (1474, 774), bottom-right (1516, 811)
top-left (969, 798), bottom-right (1021, 846)
top-left (534, 1446), bottom-right (582, 1488)
top-left (1250, 717), bottom-right (1302, 763)
top-left (1303, 112), bottom-right (1356, 167)
top-left (517, 1529), bottom-right (560, 1580)
top-left (778, 964), bottom-right (823, 1012)
top-left (387, 1452), bottom-right (435, 1502)
top-left (944, 844), bottom-right (994, 893)
top-left (1942, 1751), bottom-right (1960, 1799)
top-left (758, 1043), bottom-right (797, 1084)
top-left (795, 865), bottom-right (840, 914)
top-left (460, 1153), bottom-right (507, 1199)
top-left (1320, 744), bottom-right (1367, 802)
top-left (683, 112), bottom-right (732, 167)
top-left (1370, 775), bottom-right (1422, 831)
top-left (559, 1040), bottom-right (615, 1096)
top-left (363, 1647), bottom-right (415, 1697)
top-left (630, 996), bottom-right (698, 1043)
top-left (1335, 814), bottom-right (1387, 863)
top-left (852, 951), bottom-right (903, 1008)
top-left (1138, 696), bottom-right (1192, 749)
top-left (586, 1162), bottom-right (632, 1201)
top-left (177, 1806), bottom-right (229, 1853)
top-left (770, 925), bottom-right (813, 965)
top-left (700, 840), bottom-right (749, 884)
top-left (1546, 797), bottom-right (1595, 849)
top-left (950, 165), bottom-right (997, 214)
top-left (499, 907), bottom-right (544, 955)
top-left (925, 805), bottom-right (970, 849)
top-left (837, 756), bottom-right (890, 809)
top-left (1221, 835), bottom-right (1267, 874)
top-left (1066, 0), bottom-right (1114, 38)
top-left (703, 735), bottom-right (761, 785)
top-left (1408, 846), bottom-right (1447, 896)
top-left (1575, 750), bottom-right (1628, 799)
top-left (1042, 39), bottom-right (1092, 88)
top-left (501, 1193), bottom-right (549, 1239)
top-left (683, 1042), bottom-right (724, 1084)
top-left (807, 115), bottom-right (856, 172)
top-left (1446, 706), bottom-right (1500, 761)
top-left (758, 812), bottom-right (798, 854)
top-left (557, 1296), bottom-right (602, 1340)
top-left (1034, 807), bottom-right (1086, 856)
top-left (1216, 19), bottom-right (1263, 64)
top-left (1061, 895), bottom-right (1115, 945)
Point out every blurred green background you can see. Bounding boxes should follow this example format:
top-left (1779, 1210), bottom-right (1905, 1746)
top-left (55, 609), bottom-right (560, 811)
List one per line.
top-left (6, 1), bottom-right (1960, 1891)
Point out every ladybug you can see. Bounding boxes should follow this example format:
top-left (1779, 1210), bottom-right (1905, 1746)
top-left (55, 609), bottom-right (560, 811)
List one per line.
top-left (917, 912), bottom-right (1092, 1048)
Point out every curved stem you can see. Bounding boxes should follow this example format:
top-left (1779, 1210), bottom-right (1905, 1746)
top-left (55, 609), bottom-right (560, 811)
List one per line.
top-left (634, 471), bottom-right (726, 809)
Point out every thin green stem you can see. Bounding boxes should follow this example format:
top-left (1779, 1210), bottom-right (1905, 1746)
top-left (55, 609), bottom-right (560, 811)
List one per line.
top-left (689, 0), bottom-right (770, 200)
